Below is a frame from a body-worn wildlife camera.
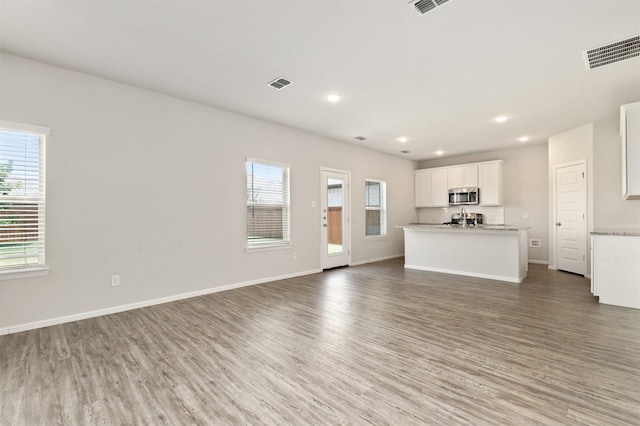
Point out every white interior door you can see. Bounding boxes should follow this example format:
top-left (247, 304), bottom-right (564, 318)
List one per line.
top-left (555, 162), bottom-right (587, 275)
top-left (321, 168), bottom-right (350, 269)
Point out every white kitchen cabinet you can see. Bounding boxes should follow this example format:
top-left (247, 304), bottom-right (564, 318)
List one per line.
top-left (414, 169), bottom-right (431, 207)
top-left (591, 231), bottom-right (640, 309)
top-left (416, 160), bottom-right (502, 207)
top-left (479, 161), bottom-right (503, 206)
top-left (414, 168), bottom-right (448, 207)
top-left (431, 168), bottom-right (449, 207)
top-left (447, 165), bottom-right (478, 189)
top-left (621, 102), bottom-right (640, 199)
top-left (403, 225), bottom-right (529, 283)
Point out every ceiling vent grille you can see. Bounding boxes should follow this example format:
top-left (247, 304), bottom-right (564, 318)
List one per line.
top-left (268, 77), bottom-right (293, 90)
top-left (410, 0), bottom-right (450, 15)
top-left (584, 34), bottom-right (640, 70)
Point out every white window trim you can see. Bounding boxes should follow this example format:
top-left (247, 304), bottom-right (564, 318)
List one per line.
top-left (0, 121), bottom-right (49, 276)
top-left (365, 178), bottom-right (387, 237)
top-left (365, 235), bottom-right (389, 241)
top-left (245, 242), bottom-right (292, 253)
top-left (245, 157), bottom-right (291, 250)
top-left (0, 267), bottom-right (50, 280)
top-left (0, 121), bottom-right (51, 136)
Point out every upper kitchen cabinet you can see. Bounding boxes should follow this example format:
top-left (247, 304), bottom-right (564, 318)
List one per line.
top-left (479, 161), bottom-right (503, 206)
top-left (416, 160), bottom-right (502, 207)
top-left (621, 101), bottom-right (640, 199)
top-left (447, 165), bottom-right (478, 189)
top-left (415, 169), bottom-right (431, 207)
top-left (414, 168), bottom-right (449, 207)
top-left (431, 168), bottom-right (449, 207)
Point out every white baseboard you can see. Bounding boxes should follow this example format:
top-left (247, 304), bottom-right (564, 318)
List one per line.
top-left (528, 260), bottom-right (550, 265)
top-left (0, 268), bottom-right (322, 336)
top-left (350, 254), bottom-right (404, 266)
top-left (404, 264), bottom-right (524, 284)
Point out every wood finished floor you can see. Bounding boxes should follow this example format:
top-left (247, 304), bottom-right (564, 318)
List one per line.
top-left (1, 259), bottom-right (640, 425)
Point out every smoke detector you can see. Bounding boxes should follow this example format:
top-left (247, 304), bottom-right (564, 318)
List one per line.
top-left (583, 34), bottom-right (640, 70)
top-left (410, 0), bottom-right (451, 15)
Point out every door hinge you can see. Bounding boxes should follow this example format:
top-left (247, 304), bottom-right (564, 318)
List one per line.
top-left (582, 172), bottom-right (585, 178)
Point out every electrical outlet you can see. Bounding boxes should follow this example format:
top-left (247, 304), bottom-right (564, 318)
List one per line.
top-left (529, 239), bottom-right (541, 248)
top-left (111, 275), bottom-right (121, 287)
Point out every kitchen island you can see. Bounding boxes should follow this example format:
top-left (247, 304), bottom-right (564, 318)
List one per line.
top-left (591, 229), bottom-right (640, 309)
top-left (401, 224), bottom-right (529, 283)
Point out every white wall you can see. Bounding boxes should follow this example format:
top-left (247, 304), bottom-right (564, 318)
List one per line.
top-left (418, 144), bottom-right (549, 263)
top-left (0, 54), bottom-right (417, 330)
top-left (594, 114), bottom-right (640, 228)
top-left (547, 123), bottom-right (594, 272)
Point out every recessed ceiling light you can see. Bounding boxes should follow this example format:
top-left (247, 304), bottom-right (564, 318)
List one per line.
top-left (398, 136), bottom-right (408, 143)
top-left (495, 116), bottom-right (509, 123)
top-left (435, 150), bottom-right (444, 156)
top-left (519, 136), bottom-right (530, 142)
top-left (326, 93), bottom-right (342, 103)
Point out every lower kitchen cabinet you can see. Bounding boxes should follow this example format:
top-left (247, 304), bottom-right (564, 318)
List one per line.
top-left (591, 231), bottom-right (640, 309)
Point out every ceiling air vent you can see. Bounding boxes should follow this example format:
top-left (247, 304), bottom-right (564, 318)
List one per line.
top-left (410, 0), bottom-right (450, 15)
top-left (583, 34), bottom-right (640, 70)
top-left (268, 77), bottom-right (293, 90)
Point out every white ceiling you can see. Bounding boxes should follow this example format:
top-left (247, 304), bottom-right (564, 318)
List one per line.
top-left (1, 0), bottom-right (639, 161)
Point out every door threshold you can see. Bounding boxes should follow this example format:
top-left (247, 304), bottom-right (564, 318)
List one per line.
top-left (322, 265), bottom-right (350, 271)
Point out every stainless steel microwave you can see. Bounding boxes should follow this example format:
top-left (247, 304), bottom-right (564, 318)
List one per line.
top-left (448, 187), bottom-right (479, 205)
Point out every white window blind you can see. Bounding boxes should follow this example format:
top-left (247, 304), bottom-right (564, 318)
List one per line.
top-left (0, 124), bottom-right (47, 272)
top-left (246, 159), bottom-right (290, 248)
top-left (365, 179), bottom-right (387, 236)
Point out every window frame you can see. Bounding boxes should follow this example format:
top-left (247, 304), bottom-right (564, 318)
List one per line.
top-left (245, 157), bottom-right (292, 252)
top-left (365, 178), bottom-right (387, 238)
top-left (0, 120), bottom-right (50, 279)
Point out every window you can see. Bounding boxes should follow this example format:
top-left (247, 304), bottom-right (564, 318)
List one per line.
top-left (365, 179), bottom-right (386, 237)
top-left (246, 158), bottom-right (290, 249)
top-left (0, 121), bottom-right (48, 274)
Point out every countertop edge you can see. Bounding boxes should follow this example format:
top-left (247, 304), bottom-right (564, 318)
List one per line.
top-left (591, 229), bottom-right (640, 237)
top-left (399, 224), bottom-right (530, 232)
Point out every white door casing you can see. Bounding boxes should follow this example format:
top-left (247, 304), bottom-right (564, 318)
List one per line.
top-left (321, 168), bottom-right (351, 269)
top-left (554, 161), bottom-right (587, 275)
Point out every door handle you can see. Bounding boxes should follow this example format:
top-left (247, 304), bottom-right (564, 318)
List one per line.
top-left (556, 222), bottom-right (562, 226)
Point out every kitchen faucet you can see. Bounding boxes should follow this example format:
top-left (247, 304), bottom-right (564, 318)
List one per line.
top-left (460, 207), bottom-right (467, 228)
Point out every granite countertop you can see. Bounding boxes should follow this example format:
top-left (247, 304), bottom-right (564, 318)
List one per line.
top-left (401, 224), bottom-right (530, 232)
top-left (591, 228), bottom-right (640, 237)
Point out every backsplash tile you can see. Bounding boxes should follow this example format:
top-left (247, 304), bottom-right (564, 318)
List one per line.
top-left (417, 206), bottom-right (505, 225)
